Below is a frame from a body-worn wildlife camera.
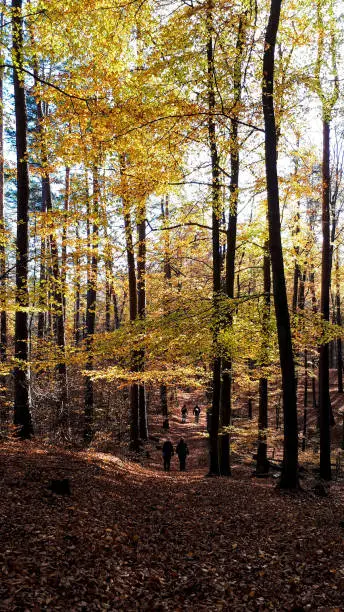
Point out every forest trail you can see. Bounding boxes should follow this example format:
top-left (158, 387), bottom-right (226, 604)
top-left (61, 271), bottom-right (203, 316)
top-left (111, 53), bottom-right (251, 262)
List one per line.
top-left (1, 431), bottom-right (344, 611)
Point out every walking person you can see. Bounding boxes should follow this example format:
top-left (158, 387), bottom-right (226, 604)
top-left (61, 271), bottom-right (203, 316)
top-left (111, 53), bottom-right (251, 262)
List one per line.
top-left (181, 404), bottom-right (188, 423)
top-left (176, 437), bottom-right (189, 471)
top-left (193, 404), bottom-right (201, 423)
top-left (162, 438), bottom-right (174, 471)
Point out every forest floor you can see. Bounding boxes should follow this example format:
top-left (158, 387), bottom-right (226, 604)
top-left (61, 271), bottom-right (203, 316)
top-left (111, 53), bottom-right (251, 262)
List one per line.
top-left (1, 386), bottom-right (344, 610)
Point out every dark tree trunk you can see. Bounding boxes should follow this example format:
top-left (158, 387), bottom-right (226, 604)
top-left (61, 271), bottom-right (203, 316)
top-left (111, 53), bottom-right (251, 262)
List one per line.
top-left (12, 0), bottom-right (33, 437)
top-left (262, 0), bottom-right (298, 488)
top-left (256, 243), bottom-right (271, 475)
top-left (84, 167), bottom-right (99, 443)
top-left (335, 253), bottom-right (343, 393)
top-left (160, 195), bottom-right (171, 427)
top-left (319, 120), bottom-right (332, 480)
top-left (0, 6), bottom-right (7, 362)
top-left (74, 220), bottom-right (81, 345)
top-left (207, 0), bottom-right (221, 476)
top-left (219, 13), bottom-right (245, 476)
top-left (121, 156), bottom-right (139, 448)
top-left (61, 166), bottom-right (70, 319)
top-left (105, 264), bottom-right (111, 332)
top-left (302, 350), bottom-right (308, 451)
top-left (37, 234), bottom-right (46, 339)
top-left (137, 204), bottom-right (148, 440)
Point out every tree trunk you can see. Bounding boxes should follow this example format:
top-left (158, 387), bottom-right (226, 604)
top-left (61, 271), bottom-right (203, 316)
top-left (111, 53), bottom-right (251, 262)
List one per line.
top-left (207, 0), bottom-right (221, 476)
top-left (120, 155), bottom-right (139, 448)
top-left (61, 166), bottom-right (70, 319)
top-left (84, 167), bottom-right (99, 443)
top-left (74, 220), bottom-right (81, 344)
top-left (335, 252), bottom-right (343, 393)
top-left (256, 243), bottom-right (271, 475)
top-left (137, 203), bottom-right (148, 440)
top-left (160, 195), bottom-right (171, 427)
top-left (0, 5), bottom-right (7, 362)
top-left (319, 120), bottom-right (332, 480)
top-left (12, 0), bottom-right (33, 437)
top-left (219, 12), bottom-right (245, 476)
top-left (262, 0), bottom-right (298, 488)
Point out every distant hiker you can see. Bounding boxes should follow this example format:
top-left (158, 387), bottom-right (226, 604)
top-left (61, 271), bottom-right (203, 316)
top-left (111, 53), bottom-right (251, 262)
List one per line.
top-left (193, 404), bottom-right (201, 423)
top-left (162, 439), bottom-right (174, 471)
top-left (181, 404), bottom-right (188, 423)
top-left (176, 438), bottom-right (189, 471)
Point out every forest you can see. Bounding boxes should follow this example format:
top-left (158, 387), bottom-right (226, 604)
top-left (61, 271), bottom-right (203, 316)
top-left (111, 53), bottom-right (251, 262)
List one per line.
top-left (1, 0), bottom-right (344, 609)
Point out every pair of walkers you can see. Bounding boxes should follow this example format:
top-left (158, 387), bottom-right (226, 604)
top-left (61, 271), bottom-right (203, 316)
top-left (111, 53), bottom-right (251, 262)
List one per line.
top-left (162, 438), bottom-right (189, 471)
top-left (181, 403), bottom-right (201, 423)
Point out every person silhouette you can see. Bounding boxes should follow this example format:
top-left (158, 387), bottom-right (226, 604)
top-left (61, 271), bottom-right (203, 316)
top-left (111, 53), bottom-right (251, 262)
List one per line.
top-left (176, 438), bottom-right (189, 471)
top-left (162, 438), bottom-right (174, 471)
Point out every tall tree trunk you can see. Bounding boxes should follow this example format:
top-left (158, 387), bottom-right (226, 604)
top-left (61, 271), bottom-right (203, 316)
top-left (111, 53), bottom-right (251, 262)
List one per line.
top-left (262, 0), bottom-right (298, 488)
top-left (319, 120), bottom-right (332, 480)
top-left (120, 155), bottom-right (139, 448)
top-left (12, 0), bottom-right (33, 437)
top-left (160, 195), bottom-right (171, 427)
top-left (335, 251), bottom-right (343, 393)
top-left (74, 220), bottom-right (81, 345)
top-left (256, 242), bottom-right (271, 474)
top-left (219, 12), bottom-right (245, 476)
top-left (207, 0), bottom-right (221, 476)
top-left (84, 167), bottom-right (99, 443)
top-left (61, 166), bottom-right (70, 319)
top-left (137, 202), bottom-right (148, 440)
top-left (0, 4), bottom-right (7, 362)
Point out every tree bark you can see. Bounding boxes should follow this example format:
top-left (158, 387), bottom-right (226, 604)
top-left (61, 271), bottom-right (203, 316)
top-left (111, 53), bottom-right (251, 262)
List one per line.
top-left (256, 242), bottom-right (271, 474)
top-left (207, 0), bottom-right (221, 476)
top-left (61, 166), bottom-right (70, 319)
top-left (160, 195), bottom-right (171, 427)
top-left (262, 0), bottom-right (298, 488)
top-left (219, 13), bottom-right (246, 476)
top-left (84, 167), bottom-right (99, 443)
top-left (0, 4), bottom-right (7, 361)
top-left (120, 155), bottom-right (139, 448)
top-left (319, 120), bottom-right (332, 480)
top-left (74, 220), bottom-right (81, 344)
top-left (12, 0), bottom-right (33, 437)
top-left (137, 202), bottom-right (148, 440)
top-left (335, 252), bottom-right (343, 393)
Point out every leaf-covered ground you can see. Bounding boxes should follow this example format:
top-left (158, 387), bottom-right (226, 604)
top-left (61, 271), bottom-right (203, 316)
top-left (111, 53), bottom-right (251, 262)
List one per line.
top-left (1, 407), bottom-right (344, 611)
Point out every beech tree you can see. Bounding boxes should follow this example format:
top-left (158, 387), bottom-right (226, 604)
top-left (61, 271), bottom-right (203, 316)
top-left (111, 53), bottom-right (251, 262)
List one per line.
top-left (12, 0), bottom-right (33, 437)
top-left (262, 0), bottom-right (298, 489)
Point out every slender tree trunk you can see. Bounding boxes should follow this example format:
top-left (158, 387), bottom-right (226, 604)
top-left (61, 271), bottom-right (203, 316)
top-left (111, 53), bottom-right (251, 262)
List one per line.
top-left (160, 196), bottom-right (171, 427)
top-left (262, 0), bottom-right (298, 488)
top-left (335, 252), bottom-right (343, 393)
top-left (256, 242), bottom-right (271, 474)
top-left (302, 349), bottom-right (308, 451)
top-left (120, 156), bottom-right (139, 448)
top-left (137, 203), bottom-right (148, 440)
top-left (207, 0), bottom-right (221, 476)
top-left (105, 262), bottom-right (112, 332)
top-left (0, 5), bottom-right (7, 362)
top-left (219, 13), bottom-right (245, 476)
top-left (74, 220), bottom-right (81, 344)
top-left (12, 0), bottom-right (33, 437)
top-left (37, 234), bottom-right (47, 339)
top-left (84, 167), bottom-right (99, 443)
top-left (319, 120), bottom-right (332, 480)
top-left (61, 166), bottom-right (70, 319)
